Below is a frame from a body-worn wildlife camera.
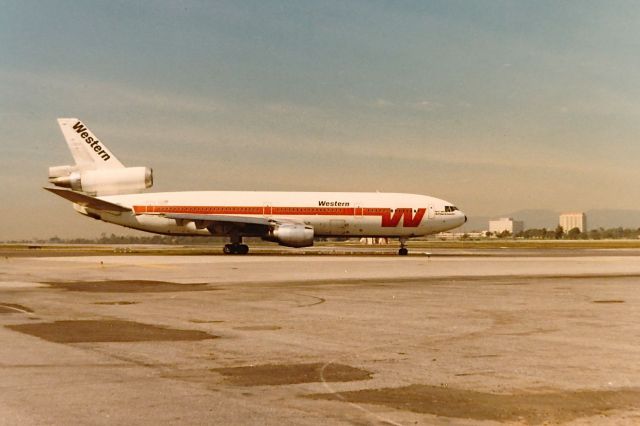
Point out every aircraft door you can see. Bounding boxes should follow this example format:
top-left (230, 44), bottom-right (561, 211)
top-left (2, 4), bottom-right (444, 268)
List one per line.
top-left (353, 206), bottom-right (364, 234)
top-left (262, 202), bottom-right (272, 216)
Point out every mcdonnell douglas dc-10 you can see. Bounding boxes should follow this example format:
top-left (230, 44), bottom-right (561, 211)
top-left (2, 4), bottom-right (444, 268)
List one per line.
top-left (46, 118), bottom-right (466, 255)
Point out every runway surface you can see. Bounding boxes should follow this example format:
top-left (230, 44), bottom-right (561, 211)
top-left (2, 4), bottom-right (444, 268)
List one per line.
top-left (1, 249), bottom-right (640, 425)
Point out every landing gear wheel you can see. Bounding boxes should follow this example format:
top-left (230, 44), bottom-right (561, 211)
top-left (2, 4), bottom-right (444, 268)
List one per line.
top-left (398, 237), bottom-right (409, 256)
top-left (223, 244), bottom-right (250, 255)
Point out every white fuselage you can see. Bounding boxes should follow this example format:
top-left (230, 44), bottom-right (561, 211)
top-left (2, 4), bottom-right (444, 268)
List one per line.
top-left (86, 190), bottom-right (466, 238)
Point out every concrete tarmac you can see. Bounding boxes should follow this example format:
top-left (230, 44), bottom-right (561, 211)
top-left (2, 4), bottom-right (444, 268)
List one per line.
top-left (1, 250), bottom-right (640, 425)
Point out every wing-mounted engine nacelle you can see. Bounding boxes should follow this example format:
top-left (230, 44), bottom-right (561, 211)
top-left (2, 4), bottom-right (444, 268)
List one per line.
top-left (48, 166), bottom-right (153, 195)
top-left (263, 223), bottom-right (314, 248)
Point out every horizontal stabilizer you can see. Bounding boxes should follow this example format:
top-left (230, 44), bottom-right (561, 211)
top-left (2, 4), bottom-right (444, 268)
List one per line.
top-left (44, 187), bottom-right (131, 212)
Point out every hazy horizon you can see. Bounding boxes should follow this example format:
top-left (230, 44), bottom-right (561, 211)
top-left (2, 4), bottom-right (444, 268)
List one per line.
top-left (3, 1), bottom-right (640, 239)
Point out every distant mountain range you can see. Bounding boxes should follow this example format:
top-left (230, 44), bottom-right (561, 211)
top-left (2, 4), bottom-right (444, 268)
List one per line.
top-left (463, 209), bottom-right (640, 231)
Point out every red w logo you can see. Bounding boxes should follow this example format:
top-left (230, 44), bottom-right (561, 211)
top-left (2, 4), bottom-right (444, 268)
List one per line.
top-left (381, 208), bottom-right (426, 227)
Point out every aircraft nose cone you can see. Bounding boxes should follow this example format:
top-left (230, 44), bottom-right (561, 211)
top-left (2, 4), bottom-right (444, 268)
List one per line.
top-left (454, 211), bottom-right (466, 227)
top-left (456, 211), bottom-right (466, 223)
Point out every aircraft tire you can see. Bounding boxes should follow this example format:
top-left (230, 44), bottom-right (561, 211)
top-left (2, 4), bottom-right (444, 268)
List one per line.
top-left (398, 248), bottom-right (408, 256)
top-left (223, 244), bottom-right (249, 255)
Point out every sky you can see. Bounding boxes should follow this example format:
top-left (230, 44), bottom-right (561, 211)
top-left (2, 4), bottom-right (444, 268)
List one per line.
top-left (2, 0), bottom-right (640, 239)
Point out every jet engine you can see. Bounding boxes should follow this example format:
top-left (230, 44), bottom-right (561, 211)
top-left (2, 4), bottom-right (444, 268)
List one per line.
top-left (49, 166), bottom-right (153, 195)
top-left (263, 223), bottom-right (314, 248)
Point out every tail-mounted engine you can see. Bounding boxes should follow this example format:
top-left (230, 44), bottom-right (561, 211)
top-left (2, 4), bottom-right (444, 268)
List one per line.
top-left (263, 223), bottom-right (314, 248)
top-left (49, 165), bottom-right (153, 196)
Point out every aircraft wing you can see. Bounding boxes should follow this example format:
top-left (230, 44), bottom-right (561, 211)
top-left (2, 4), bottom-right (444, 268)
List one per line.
top-left (163, 213), bottom-right (271, 227)
top-left (44, 187), bottom-right (132, 212)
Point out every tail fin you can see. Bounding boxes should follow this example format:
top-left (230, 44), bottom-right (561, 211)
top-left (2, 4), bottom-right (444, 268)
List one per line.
top-left (57, 118), bottom-right (124, 170)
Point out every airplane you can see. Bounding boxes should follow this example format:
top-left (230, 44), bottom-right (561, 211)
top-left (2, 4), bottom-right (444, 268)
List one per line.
top-left (46, 118), bottom-right (467, 255)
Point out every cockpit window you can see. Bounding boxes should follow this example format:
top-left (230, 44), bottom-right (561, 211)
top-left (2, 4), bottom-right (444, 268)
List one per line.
top-left (444, 206), bottom-right (459, 212)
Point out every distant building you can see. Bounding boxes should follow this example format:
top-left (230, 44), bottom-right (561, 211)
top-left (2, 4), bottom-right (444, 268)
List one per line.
top-left (489, 218), bottom-right (524, 235)
top-left (559, 213), bottom-right (587, 233)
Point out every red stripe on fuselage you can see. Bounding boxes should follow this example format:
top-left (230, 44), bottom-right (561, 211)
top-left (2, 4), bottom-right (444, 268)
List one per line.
top-left (132, 205), bottom-right (427, 227)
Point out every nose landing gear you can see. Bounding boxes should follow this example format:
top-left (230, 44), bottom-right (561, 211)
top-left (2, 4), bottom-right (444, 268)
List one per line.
top-left (398, 237), bottom-right (409, 256)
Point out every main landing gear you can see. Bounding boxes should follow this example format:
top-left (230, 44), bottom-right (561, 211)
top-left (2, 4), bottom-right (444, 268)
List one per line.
top-left (223, 244), bottom-right (249, 255)
top-left (398, 238), bottom-right (409, 256)
top-left (223, 234), bottom-right (249, 255)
